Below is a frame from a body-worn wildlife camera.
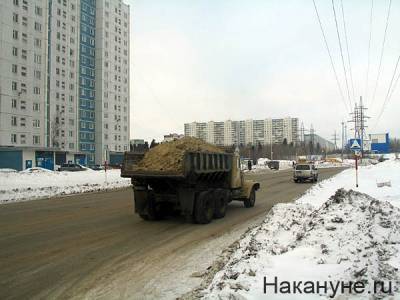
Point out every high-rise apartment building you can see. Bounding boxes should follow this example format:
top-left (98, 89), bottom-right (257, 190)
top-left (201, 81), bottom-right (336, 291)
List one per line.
top-left (0, 0), bottom-right (48, 149)
top-left (0, 0), bottom-right (130, 169)
top-left (95, 0), bottom-right (130, 164)
top-left (184, 118), bottom-right (299, 146)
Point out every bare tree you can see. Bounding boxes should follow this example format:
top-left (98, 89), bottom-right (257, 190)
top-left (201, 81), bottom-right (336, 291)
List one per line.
top-left (51, 111), bottom-right (61, 148)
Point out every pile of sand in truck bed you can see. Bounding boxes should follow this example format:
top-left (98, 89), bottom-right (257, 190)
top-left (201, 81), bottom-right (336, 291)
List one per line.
top-left (134, 137), bottom-right (224, 173)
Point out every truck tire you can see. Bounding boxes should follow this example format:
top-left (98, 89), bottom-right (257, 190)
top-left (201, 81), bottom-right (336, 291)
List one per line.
top-left (195, 191), bottom-right (214, 224)
top-left (214, 189), bottom-right (228, 219)
top-left (139, 192), bottom-right (162, 221)
top-left (244, 188), bottom-right (256, 208)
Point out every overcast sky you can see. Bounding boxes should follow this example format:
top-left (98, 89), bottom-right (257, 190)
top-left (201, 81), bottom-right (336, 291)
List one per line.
top-left (126, 0), bottom-right (400, 143)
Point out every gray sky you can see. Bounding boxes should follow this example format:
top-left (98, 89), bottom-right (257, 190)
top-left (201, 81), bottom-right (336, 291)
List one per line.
top-left (126, 0), bottom-right (400, 142)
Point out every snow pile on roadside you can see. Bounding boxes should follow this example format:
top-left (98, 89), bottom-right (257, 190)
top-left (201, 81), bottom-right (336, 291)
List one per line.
top-left (0, 168), bottom-right (18, 173)
top-left (201, 160), bottom-right (400, 299)
top-left (315, 160), bottom-right (354, 169)
top-left (203, 189), bottom-right (400, 299)
top-left (277, 160), bottom-right (295, 170)
top-left (298, 159), bottom-right (400, 209)
top-left (244, 160), bottom-right (295, 173)
top-left (0, 169), bottom-right (131, 204)
top-left (257, 158), bottom-right (270, 165)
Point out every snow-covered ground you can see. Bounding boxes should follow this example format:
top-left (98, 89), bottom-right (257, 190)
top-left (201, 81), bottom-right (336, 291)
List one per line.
top-left (201, 159), bottom-right (400, 299)
top-left (244, 159), bottom-right (295, 173)
top-left (0, 168), bottom-right (131, 204)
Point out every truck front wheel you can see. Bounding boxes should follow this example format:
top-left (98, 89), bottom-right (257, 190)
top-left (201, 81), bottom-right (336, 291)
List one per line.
top-left (244, 188), bottom-right (256, 208)
top-left (195, 191), bottom-right (214, 224)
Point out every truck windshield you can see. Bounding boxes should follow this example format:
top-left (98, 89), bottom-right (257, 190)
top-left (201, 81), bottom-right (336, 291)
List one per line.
top-left (296, 165), bottom-right (310, 170)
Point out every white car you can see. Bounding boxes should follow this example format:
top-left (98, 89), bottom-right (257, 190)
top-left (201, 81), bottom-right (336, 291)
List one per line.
top-left (293, 164), bottom-right (318, 183)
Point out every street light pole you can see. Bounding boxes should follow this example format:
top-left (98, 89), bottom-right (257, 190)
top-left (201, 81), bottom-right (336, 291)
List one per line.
top-left (270, 134), bottom-right (273, 160)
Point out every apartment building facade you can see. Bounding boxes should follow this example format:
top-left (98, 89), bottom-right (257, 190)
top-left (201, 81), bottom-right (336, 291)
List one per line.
top-left (184, 118), bottom-right (299, 147)
top-left (0, 0), bottom-right (130, 169)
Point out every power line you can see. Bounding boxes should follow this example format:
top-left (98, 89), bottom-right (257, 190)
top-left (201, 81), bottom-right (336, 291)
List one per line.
top-left (312, 0), bottom-right (349, 112)
top-left (332, 0), bottom-right (352, 109)
top-left (365, 0), bottom-right (374, 102)
top-left (370, 0), bottom-right (392, 108)
top-left (374, 54), bottom-right (400, 127)
top-left (340, 0), bottom-right (356, 102)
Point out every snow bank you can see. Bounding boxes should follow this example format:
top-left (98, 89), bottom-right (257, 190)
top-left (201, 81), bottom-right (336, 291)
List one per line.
top-left (203, 189), bottom-right (400, 299)
top-left (298, 159), bottom-right (400, 209)
top-left (0, 169), bottom-right (131, 204)
top-left (201, 160), bottom-right (400, 299)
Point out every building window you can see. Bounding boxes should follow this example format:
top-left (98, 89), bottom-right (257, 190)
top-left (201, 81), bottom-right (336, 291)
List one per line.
top-left (12, 64), bottom-right (18, 73)
top-left (34, 38), bottom-right (42, 48)
top-left (33, 103), bottom-right (40, 111)
top-left (11, 99), bottom-right (17, 108)
top-left (34, 22), bottom-right (42, 31)
top-left (13, 13), bottom-right (18, 23)
top-left (12, 81), bottom-right (17, 91)
top-left (13, 30), bottom-right (18, 40)
top-left (35, 6), bottom-right (42, 16)
top-left (34, 70), bottom-right (41, 79)
top-left (33, 120), bottom-right (40, 128)
top-left (33, 136), bottom-right (40, 145)
top-left (11, 116), bottom-right (17, 126)
top-left (20, 134), bottom-right (26, 144)
top-left (33, 87), bottom-right (41, 94)
top-left (12, 47), bottom-right (18, 56)
top-left (11, 134), bottom-right (17, 144)
top-left (20, 118), bottom-right (26, 127)
top-left (34, 54), bottom-right (41, 64)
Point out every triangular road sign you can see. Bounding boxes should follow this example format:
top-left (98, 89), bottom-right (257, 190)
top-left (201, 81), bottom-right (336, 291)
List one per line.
top-left (350, 139), bottom-right (361, 150)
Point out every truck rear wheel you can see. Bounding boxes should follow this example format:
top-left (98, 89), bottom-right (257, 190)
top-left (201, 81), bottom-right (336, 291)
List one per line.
top-left (195, 191), bottom-right (214, 224)
top-left (244, 188), bottom-right (256, 208)
top-left (214, 189), bottom-right (228, 219)
top-left (138, 192), bottom-right (163, 221)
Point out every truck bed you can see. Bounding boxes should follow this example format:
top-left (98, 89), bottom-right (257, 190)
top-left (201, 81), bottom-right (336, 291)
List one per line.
top-left (121, 151), bottom-right (232, 179)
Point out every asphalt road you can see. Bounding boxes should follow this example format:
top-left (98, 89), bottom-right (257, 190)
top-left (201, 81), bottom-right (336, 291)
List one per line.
top-left (0, 168), bottom-right (345, 299)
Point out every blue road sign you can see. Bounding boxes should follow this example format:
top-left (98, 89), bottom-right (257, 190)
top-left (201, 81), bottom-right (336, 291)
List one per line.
top-left (349, 139), bottom-right (361, 151)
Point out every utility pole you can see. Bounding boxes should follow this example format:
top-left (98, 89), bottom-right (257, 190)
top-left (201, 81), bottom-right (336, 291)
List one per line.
top-left (348, 97), bottom-right (369, 157)
top-left (348, 96), bottom-right (369, 188)
top-left (358, 96), bottom-right (369, 156)
top-left (332, 130), bottom-right (338, 150)
top-left (310, 124), bottom-right (315, 155)
top-left (341, 121), bottom-right (345, 160)
top-left (270, 134), bottom-right (273, 160)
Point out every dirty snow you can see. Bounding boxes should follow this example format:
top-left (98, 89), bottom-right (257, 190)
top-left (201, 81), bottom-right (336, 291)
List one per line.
top-left (0, 169), bottom-right (131, 204)
top-left (201, 159), bottom-right (400, 299)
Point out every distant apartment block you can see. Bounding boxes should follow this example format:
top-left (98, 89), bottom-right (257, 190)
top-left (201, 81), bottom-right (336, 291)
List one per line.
top-left (184, 118), bottom-right (299, 146)
top-left (163, 133), bottom-right (184, 143)
top-left (0, 0), bottom-right (130, 169)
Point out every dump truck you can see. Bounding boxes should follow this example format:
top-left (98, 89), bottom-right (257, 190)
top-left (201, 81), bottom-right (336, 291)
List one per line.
top-left (121, 138), bottom-right (260, 224)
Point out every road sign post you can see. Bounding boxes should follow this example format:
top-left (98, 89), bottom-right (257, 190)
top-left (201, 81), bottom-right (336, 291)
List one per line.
top-left (350, 140), bottom-right (361, 188)
top-left (355, 153), bottom-right (359, 188)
